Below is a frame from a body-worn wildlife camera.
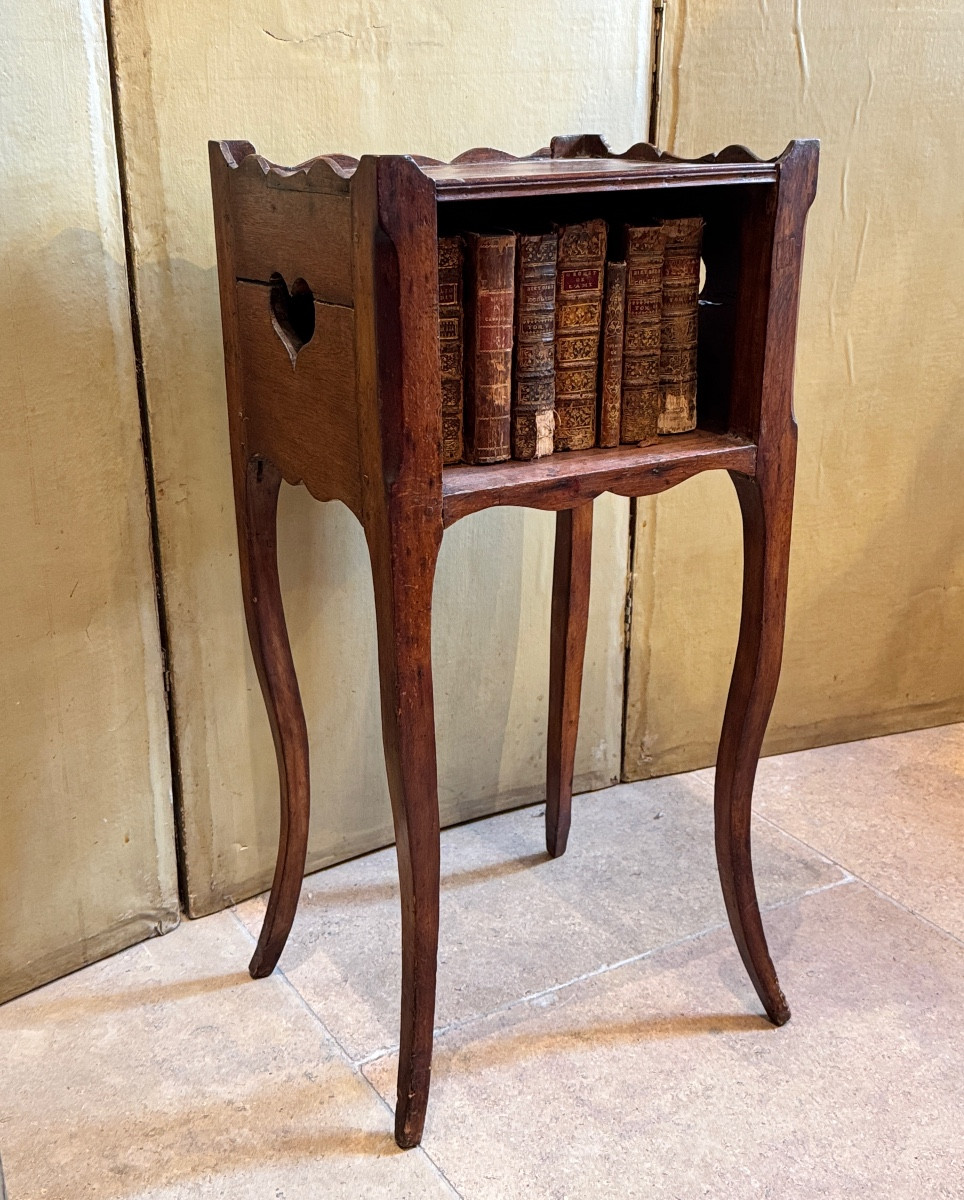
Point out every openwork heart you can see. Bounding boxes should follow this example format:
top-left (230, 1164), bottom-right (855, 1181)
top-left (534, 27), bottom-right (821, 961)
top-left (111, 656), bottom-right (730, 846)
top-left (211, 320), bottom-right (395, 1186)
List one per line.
top-left (269, 273), bottom-right (315, 367)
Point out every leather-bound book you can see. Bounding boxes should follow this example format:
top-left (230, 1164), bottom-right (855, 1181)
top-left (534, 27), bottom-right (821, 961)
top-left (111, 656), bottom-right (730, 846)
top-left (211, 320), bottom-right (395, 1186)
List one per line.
top-left (553, 219), bottom-right (607, 451)
top-left (512, 232), bottom-right (558, 460)
top-left (437, 236), bottom-right (464, 464)
top-left (598, 261), bottom-right (627, 448)
top-left (620, 224), bottom-right (665, 445)
top-left (463, 231), bottom-right (516, 464)
top-left (658, 216), bottom-right (704, 434)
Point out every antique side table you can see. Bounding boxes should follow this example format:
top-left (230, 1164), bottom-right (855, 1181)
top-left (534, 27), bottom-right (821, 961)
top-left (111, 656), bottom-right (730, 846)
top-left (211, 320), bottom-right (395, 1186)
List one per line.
top-left (209, 135), bottom-right (818, 1148)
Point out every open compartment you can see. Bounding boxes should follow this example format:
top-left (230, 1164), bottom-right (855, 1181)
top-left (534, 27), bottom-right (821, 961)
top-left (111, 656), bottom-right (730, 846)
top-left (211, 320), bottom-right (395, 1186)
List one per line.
top-left (432, 169), bottom-right (777, 516)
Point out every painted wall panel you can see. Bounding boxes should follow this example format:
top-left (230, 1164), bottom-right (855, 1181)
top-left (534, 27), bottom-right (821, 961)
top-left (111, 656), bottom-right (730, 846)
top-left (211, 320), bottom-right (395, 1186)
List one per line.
top-left (108, 2), bottom-right (648, 913)
top-left (0, 1), bottom-right (178, 1002)
top-left (625, 0), bottom-right (964, 778)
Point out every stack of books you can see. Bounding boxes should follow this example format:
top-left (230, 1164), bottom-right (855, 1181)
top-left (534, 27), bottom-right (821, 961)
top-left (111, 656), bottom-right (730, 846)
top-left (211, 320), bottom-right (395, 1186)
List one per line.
top-left (437, 216), bottom-right (704, 466)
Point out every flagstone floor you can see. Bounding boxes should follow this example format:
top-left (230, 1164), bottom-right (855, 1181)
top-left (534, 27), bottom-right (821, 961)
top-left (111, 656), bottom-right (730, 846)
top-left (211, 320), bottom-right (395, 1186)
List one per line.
top-left (2, 723), bottom-right (962, 1198)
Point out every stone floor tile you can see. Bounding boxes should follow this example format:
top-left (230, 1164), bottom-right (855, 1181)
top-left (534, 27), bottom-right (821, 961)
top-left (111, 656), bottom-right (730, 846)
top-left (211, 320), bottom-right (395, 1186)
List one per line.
top-left (235, 775), bottom-right (842, 1060)
top-left (694, 723), bottom-right (964, 939)
top-left (364, 882), bottom-right (964, 1199)
top-left (0, 912), bottom-right (455, 1200)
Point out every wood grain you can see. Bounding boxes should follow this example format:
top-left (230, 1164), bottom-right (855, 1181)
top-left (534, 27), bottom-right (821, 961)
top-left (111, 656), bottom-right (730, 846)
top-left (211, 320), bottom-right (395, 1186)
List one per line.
top-left (240, 457), bottom-right (311, 981)
top-left (441, 431), bottom-right (757, 525)
top-left (215, 142), bottom-right (354, 305)
top-left (427, 156), bottom-right (776, 201)
top-left (714, 140), bottom-right (818, 1026)
top-left (364, 155), bottom-right (445, 1151)
top-left (232, 188), bottom-right (353, 305)
top-left (235, 282), bottom-right (362, 516)
top-left (211, 143), bottom-right (314, 982)
top-left (546, 503), bottom-right (593, 857)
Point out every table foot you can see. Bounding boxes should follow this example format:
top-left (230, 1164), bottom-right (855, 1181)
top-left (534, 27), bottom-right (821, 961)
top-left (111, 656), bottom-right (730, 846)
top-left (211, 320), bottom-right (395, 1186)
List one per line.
top-left (715, 465), bottom-right (795, 1026)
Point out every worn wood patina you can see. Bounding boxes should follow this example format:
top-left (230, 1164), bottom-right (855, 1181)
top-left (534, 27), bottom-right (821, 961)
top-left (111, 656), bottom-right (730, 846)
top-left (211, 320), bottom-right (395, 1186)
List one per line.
top-left (209, 134), bottom-right (818, 1148)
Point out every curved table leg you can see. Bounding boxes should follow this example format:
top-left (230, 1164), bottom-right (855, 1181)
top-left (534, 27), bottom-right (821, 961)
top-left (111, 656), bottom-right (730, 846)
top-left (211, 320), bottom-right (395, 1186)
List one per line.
top-left (238, 456), bottom-right (311, 980)
top-left (546, 501), bottom-right (593, 857)
top-left (715, 465), bottom-right (794, 1026)
top-left (368, 505), bottom-right (442, 1149)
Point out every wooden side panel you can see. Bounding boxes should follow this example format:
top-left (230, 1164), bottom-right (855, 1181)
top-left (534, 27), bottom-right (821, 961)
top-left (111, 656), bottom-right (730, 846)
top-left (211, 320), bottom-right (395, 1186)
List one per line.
top-left (235, 282), bottom-right (361, 515)
top-left (230, 183), bottom-right (353, 306)
top-left (725, 187), bottom-right (776, 439)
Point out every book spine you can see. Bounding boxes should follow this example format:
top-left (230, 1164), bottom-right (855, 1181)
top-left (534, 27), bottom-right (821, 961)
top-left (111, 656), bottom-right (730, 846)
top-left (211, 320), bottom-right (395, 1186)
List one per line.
top-left (463, 232), bottom-right (516, 464)
top-left (554, 219), bottom-right (607, 451)
top-left (437, 236), bottom-right (464, 464)
top-left (620, 225), bottom-right (665, 445)
top-left (659, 217), bottom-right (704, 434)
top-left (512, 232), bottom-right (558, 460)
top-left (598, 261), bottom-right (627, 448)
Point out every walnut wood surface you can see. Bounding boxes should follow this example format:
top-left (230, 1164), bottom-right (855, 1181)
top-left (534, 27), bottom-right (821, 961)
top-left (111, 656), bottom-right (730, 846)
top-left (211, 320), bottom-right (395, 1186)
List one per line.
top-left (441, 431), bottom-right (756, 525)
top-left (424, 156), bottom-right (776, 201)
top-left (217, 135), bottom-right (780, 203)
top-left (354, 155), bottom-right (444, 1150)
top-left (232, 189), bottom-right (353, 304)
top-left (210, 143), bottom-right (315, 981)
top-left (209, 135), bottom-right (819, 1149)
top-left (546, 503), bottom-right (593, 857)
top-left (239, 457), bottom-right (311, 980)
top-left (235, 283), bottom-right (361, 514)
top-left (223, 144), bottom-right (353, 303)
top-left (714, 139), bottom-right (818, 1025)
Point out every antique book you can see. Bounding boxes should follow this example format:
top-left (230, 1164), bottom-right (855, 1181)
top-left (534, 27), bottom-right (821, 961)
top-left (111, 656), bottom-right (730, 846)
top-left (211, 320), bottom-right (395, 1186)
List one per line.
top-left (658, 216), bottom-right (704, 434)
top-left (463, 231), bottom-right (516, 464)
top-left (553, 219), bottom-right (607, 451)
top-left (620, 224), bottom-right (665, 445)
top-left (511, 232), bottom-right (558, 460)
top-left (437, 236), bottom-right (464, 464)
top-left (598, 261), bottom-right (627, 448)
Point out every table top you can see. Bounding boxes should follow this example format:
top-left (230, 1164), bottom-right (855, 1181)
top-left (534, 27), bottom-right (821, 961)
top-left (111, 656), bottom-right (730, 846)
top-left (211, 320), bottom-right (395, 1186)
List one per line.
top-left (421, 155), bottom-right (778, 201)
top-left (212, 137), bottom-right (785, 201)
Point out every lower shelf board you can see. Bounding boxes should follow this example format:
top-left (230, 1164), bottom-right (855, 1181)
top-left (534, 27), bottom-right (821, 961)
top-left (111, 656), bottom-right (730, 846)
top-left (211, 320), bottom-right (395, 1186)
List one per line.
top-left (441, 428), bottom-right (757, 525)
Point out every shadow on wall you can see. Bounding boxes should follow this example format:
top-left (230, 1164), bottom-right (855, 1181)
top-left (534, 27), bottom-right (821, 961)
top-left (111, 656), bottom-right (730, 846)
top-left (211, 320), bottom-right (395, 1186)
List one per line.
top-left (0, 228), bottom-right (178, 1002)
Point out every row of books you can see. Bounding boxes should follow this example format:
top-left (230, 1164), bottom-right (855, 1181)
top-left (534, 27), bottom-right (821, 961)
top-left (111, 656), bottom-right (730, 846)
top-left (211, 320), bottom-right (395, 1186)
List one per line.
top-left (438, 216), bottom-right (704, 466)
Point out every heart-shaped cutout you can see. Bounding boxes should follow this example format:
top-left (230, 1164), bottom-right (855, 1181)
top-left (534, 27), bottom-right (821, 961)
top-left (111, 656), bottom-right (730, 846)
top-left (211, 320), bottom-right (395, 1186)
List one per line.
top-left (269, 273), bottom-right (315, 367)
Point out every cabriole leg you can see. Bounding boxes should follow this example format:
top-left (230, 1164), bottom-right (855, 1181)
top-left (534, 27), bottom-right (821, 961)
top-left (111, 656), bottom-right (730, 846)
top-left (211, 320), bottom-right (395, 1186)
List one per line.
top-left (715, 464), bottom-right (795, 1026)
top-left (239, 456), bottom-right (311, 980)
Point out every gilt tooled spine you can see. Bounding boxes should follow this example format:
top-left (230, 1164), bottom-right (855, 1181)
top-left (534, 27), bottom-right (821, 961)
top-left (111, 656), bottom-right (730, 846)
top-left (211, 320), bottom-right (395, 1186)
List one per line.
top-left (620, 225), bottom-right (665, 445)
top-left (553, 219), bottom-right (607, 451)
top-left (512, 232), bottom-right (558, 460)
top-left (659, 217), bottom-right (704, 434)
top-left (598, 261), bottom-right (627, 448)
top-left (464, 232), bottom-right (516, 465)
top-left (438, 236), bottom-right (464, 464)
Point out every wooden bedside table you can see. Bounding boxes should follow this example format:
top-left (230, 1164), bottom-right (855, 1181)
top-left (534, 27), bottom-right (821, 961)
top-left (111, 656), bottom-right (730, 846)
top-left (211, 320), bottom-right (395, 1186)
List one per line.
top-left (209, 134), bottom-right (818, 1147)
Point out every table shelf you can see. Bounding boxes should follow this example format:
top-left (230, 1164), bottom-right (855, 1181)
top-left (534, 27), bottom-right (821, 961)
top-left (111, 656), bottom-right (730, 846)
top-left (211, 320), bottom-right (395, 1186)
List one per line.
top-left (442, 429), bottom-right (756, 525)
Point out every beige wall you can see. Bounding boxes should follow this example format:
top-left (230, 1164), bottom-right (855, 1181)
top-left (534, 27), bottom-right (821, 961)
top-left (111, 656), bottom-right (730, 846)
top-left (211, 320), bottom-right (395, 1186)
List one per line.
top-left (0, 2), bottom-right (177, 1002)
top-left (625, 0), bottom-right (964, 778)
top-left (109, 2), bottom-right (651, 915)
top-left (7, 0), bottom-right (960, 995)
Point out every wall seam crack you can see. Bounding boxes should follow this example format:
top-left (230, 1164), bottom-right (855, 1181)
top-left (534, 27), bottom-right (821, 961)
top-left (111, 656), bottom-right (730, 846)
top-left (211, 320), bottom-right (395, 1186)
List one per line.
top-left (101, 0), bottom-right (188, 912)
